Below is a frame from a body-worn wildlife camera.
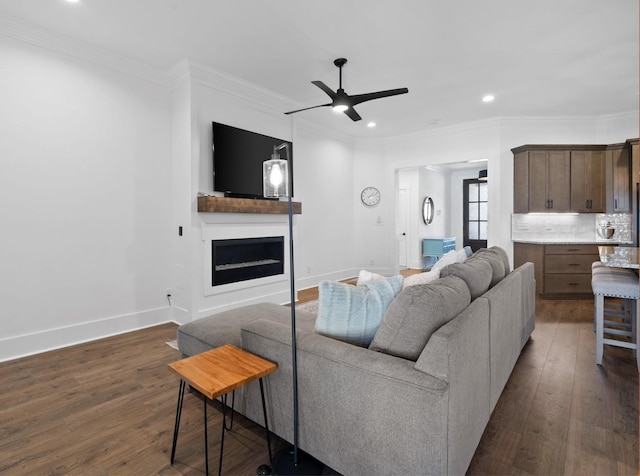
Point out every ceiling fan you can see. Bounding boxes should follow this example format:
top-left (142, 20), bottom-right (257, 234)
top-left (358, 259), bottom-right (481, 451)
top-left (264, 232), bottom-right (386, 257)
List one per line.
top-left (285, 58), bottom-right (409, 122)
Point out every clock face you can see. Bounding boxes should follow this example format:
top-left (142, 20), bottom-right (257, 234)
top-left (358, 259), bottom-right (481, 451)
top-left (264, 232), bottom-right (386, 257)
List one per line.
top-left (361, 186), bottom-right (381, 206)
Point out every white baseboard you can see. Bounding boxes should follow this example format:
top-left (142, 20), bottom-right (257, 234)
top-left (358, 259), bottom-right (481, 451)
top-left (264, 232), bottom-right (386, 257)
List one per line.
top-left (0, 307), bottom-right (174, 363)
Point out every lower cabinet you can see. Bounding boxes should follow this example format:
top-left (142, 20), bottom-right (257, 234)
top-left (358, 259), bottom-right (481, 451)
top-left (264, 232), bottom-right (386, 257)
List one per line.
top-left (514, 243), bottom-right (599, 298)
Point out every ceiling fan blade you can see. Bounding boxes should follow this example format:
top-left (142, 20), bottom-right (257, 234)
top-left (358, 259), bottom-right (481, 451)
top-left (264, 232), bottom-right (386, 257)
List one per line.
top-left (349, 87), bottom-right (409, 106)
top-left (311, 80), bottom-right (337, 99)
top-left (344, 107), bottom-right (362, 122)
top-left (285, 103), bottom-right (332, 115)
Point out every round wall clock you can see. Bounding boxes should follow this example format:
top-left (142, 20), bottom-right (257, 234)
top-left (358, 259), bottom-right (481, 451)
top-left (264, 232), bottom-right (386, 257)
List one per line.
top-left (361, 186), bottom-right (381, 206)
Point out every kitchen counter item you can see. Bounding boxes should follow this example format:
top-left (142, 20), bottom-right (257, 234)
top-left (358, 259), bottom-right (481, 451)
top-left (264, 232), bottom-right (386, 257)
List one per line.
top-left (596, 221), bottom-right (616, 240)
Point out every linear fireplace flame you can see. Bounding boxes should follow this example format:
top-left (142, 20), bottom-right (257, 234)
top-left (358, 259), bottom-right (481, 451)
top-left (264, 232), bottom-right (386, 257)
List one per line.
top-left (211, 236), bottom-right (284, 286)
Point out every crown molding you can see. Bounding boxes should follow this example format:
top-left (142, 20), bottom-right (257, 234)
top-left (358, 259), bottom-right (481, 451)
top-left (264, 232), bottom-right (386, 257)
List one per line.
top-left (0, 13), bottom-right (170, 86)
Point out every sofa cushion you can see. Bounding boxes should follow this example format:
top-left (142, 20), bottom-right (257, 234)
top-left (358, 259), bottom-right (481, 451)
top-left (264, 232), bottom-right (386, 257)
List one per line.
top-left (314, 275), bottom-right (403, 346)
top-left (487, 246), bottom-right (510, 273)
top-left (468, 249), bottom-right (506, 287)
top-left (439, 258), bottom-right (492, 300)
top-left (369, 275), bottom-right (471, 361)
top-left (176, 302), bottom-right (317, 357)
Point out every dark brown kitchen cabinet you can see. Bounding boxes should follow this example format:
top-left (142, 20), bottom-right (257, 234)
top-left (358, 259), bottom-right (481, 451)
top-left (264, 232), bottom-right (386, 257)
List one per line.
top-left (571, 150), bottom-right (605, 212)
top-left (543, 244), bottom-right (599, 297)
top-left (513, 147), bottom-right (571, 213)
top-left (605, 143), bottom-right (630, 213)
top-left (514, 242), bottom-right (599, 298)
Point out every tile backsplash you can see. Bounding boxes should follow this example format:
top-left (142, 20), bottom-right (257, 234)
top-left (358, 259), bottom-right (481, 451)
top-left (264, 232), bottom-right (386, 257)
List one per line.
top-left (511, 213), bottom-right (632, 243)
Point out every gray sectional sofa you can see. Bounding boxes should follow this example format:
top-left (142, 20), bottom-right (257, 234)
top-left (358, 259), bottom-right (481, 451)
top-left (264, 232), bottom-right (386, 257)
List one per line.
top-left (176, 247), bottom-right (536, 476)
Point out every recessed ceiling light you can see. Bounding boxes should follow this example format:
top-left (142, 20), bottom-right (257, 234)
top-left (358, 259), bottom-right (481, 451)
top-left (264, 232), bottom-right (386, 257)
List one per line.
top-left (367, 122), bottom-right (376, 128)
top-left (65, 0), bottom-right (80, 3)
top-left (482, 94), bottom-right (495, 103)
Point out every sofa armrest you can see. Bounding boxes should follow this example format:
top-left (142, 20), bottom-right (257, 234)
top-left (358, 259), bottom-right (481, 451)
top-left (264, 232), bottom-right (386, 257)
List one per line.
top-left (513, 262), bottom-right (536, 347)
top-left (241, 318), bottom-right (450, 476)
top-left (415, 297), bottom-right (491, 476)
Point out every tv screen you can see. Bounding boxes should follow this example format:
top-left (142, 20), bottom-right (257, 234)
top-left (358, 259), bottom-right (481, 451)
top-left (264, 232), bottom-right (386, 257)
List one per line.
top-left (212, 122), bottom-right (293, 199)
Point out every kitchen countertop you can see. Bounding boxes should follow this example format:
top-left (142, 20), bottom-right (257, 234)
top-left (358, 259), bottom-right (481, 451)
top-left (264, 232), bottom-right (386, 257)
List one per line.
top-left (513, 239), bottom-right (631, 245)
top-left (598, 246), bottom-right (640, 269)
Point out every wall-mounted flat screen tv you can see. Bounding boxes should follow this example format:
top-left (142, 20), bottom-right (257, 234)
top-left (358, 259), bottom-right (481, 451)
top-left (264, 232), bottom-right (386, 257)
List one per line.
top-left (212, 122), bottom-right (293, 199)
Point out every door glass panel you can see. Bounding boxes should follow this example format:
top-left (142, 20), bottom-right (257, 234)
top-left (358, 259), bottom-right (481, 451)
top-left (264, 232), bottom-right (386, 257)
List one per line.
top-left (469, 223), bottom-right (479, 239)
top-left (479, 182), bottom-right (488, 201)
top-left (479, 222), bottom-right (488, 240)
top-left (479, 202), bottom-right (488, 220)
top-left (469, 203), bottom-right (479, 220)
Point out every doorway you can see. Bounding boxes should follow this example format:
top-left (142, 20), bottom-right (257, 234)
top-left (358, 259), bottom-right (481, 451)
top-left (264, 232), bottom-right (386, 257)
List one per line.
top-left (397, 188), bottom-right (409, 268)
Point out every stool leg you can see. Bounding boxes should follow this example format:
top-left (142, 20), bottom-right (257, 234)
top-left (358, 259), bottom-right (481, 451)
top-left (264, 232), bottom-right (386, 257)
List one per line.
top-left (596, 294), bottom-right (605, 365)
top-left (632, 299), bottom-right (637, 358)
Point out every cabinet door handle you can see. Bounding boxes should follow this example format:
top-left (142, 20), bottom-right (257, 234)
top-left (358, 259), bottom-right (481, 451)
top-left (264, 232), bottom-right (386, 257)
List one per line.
top-left (615, 198), bottom-right (618, 209)
top-left (550, 199), bottom-right (553, 209)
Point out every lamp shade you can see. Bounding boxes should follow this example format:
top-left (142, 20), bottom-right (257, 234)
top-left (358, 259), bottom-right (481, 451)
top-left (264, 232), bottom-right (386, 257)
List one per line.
top-left (263, 157), bottom-right (289, 198)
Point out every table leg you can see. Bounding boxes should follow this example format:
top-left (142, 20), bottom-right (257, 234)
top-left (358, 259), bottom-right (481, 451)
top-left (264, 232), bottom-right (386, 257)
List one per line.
top-left (259, 378), bottom-right (273, 465)
top-left (204, 395), bottom-right (210, 476)
top-left (219, 393), bottom-right (228, 476)
top-left (223, 390), bottom-right (235, 431)
top-left (170, 380), bottom-right (186, 464)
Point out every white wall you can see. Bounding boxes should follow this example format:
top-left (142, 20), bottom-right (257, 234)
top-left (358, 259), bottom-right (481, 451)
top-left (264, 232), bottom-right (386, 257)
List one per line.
top-left (0, 36), bottom-right (173, 361)
top-left (352, 141), bottom-right (394, 274)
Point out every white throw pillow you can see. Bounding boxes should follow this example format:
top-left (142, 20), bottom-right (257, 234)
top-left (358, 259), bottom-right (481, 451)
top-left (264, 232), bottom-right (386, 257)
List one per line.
top-left (356, 269), bottom-right (386, 286)
top-left (432, 249), bottom-right (458, 271)
top-left (455, 248), bottom-right (468, 263)
top-left (402, 268), bottom-right (441, 289)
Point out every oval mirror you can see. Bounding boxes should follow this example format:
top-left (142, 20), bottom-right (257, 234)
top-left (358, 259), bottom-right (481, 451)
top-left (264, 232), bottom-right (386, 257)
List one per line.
top-left (422, 196), bottom-right (434, 225)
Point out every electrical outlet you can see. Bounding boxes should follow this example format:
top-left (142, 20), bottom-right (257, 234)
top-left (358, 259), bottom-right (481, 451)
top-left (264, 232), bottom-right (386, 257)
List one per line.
top-left (306, 266), bottom-right (311, 274)
top-left (370, 259), bottom-right (375, 266)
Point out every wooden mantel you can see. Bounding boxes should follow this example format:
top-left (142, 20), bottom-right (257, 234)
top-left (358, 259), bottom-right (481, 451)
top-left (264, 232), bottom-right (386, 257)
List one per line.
top-left (197, 196), bottom-right (302, 214)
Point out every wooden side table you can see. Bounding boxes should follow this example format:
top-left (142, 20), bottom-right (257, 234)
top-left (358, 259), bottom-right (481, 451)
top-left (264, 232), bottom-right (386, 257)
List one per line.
top-left (168, 344), bottom-right (277, 476)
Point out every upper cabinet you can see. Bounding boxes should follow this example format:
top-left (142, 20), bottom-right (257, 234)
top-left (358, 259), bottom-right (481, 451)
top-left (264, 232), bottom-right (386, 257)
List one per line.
top-left (513, 146), bottom-right (571, 213)
top-left (513, 142), bottom-right (635, 214)
top-left (571, 149), bottom-right (605, 213)
top-left (530, 150), bottom-right (571, 212)
top-left (605, 143), bottom-right (630, 213)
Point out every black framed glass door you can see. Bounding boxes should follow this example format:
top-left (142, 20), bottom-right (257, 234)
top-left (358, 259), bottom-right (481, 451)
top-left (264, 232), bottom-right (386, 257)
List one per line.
top-left (463, 178), bottom-right (488, 252)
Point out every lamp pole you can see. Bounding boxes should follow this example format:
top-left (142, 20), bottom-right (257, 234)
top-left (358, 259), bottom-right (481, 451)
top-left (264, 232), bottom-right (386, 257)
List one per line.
top-left (259, 143), bottom-right (323, 475)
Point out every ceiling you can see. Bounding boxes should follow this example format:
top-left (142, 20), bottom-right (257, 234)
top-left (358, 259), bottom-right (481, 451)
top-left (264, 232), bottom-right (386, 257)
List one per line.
top-left (0, 0), bottom-right (637, 139)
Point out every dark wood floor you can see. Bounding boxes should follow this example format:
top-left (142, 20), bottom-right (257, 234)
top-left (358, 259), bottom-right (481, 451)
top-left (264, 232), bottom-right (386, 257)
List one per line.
top-left (0, 298), bottom-right (637, 475)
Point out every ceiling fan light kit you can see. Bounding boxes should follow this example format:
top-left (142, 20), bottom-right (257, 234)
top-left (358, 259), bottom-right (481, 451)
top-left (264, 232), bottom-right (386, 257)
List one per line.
top-left (286, 58), bottom-right (408, 122)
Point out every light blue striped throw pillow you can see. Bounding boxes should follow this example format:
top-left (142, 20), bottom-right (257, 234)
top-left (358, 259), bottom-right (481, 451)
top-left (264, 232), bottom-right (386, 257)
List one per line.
top-left (314, 275), bottom-right (403, 346)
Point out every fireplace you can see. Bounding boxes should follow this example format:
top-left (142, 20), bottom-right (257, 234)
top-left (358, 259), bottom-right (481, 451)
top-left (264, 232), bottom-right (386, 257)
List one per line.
top-left (211, 236), bottom-right (284, 286)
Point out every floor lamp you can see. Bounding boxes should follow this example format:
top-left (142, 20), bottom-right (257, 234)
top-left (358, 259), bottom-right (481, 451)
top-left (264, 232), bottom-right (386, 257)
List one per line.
top-left (259, 143), bottom-right (324, 475)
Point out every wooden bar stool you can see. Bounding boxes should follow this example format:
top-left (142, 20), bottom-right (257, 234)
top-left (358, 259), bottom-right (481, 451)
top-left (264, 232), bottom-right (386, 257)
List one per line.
top-left (591, 270), bottom-right (639, 370)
